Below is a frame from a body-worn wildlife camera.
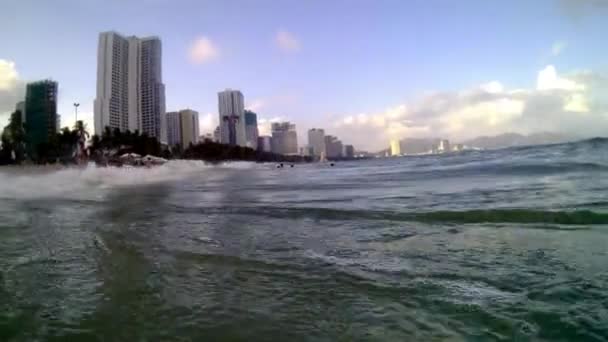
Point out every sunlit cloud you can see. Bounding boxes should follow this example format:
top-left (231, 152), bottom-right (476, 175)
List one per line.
top-left (246, 99), bottom-right (265, 112)
top-left (188, 37), bottom-right (220, 65)
top-left (198, 112), bottom-right (217, 134)
top-left (537, 65), bottom-right (584, 91)
top-left (275, 30), bottom-right (301, 53)
top-left (332, 65), bottom-right (607, 151)
top-left (0, 59), bottom-right (25, 127)
top-left (258, 116), bottom-right (284, 136)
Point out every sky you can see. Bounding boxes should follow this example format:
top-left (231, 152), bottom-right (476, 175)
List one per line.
top-left (1, 0), bottom-right (608, 151)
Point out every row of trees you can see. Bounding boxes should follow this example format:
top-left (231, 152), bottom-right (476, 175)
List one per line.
top-left (88, 127), bottom-right (163, 158)
top-left (182, 140), bottom-right (312, 163)
top-left (1, 110), bottom-right (310, 166)
top-left (0, 110), bottom-right (89, 165)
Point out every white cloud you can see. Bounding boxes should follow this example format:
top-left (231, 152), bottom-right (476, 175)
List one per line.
top-left (332, 65), bottom-right (607, 151)
top-left (0, 60), bottom-right (19, 91)
top-left (0, 59), bottom-right (25, 127)
top-left (257, 116), bottom-right (284, 136)
top-left (188, 37), bottom-right (220, 65)
top-left (564, 93), bottom-right (590, 113)
top-left (537, 65), bottom-right (584, 91)
top-left (198, 112), bottom-right (217, 134)
top-left (551, 41), bottom-right (567, 56)
top-left (246, 99), bottom-right (265, 112)
top-left (480, 81), bottom-right (504, 94)
top-left (275, 30), bottom-right (301, 53)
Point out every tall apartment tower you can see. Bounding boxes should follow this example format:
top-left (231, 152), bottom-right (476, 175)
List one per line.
top-left (94, 31), bottom-right (166, 141)
top-left (24, 80), bottom-right (58, 158)
top-left (244, 110), bottom-right (259, 150)
top-left (218, 89), bottom-right (246, 146)
top-left (325, 135), bottom-right (343, 158)
top-left (271, 122), bottom-right (298, 155)
top-left (166, 109), bottom-right (199, 147)
top-left (307, 128), bottom-right (326, 157)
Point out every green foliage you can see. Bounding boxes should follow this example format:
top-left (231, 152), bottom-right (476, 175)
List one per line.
top-left (88, 127), bottom-right (161, 157)
top-left (182, 140), bottom-right (311, 163)
top-left (0, 111), bottom-right (90, 165)
top-left (0, 110), bottom-right (26, 164)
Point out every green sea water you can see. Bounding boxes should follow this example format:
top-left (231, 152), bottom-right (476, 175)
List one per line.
top-left (1, 139), bottom-right (608, 341)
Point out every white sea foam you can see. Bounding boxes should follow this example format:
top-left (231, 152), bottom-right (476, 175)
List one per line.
top-left (0, 160), bottom-right (258, 200)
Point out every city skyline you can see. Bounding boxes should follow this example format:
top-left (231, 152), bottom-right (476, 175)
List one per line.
top-left (2, 0), bottom-right (608, 151)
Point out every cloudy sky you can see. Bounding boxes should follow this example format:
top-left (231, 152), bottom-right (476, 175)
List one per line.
top-left (1, 0), bottom-right (608, 151)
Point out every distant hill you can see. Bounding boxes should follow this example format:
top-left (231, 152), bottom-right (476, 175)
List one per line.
top-left (462, 132), bottom-right (574, 150)
top-left (377, 133), bottom-right (576, 155)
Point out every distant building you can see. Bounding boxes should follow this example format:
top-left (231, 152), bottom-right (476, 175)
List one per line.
top-left (452, 143), bottom-right (464, 152)
top-left (25, 80), bottom-right (58, 158)
top-left (257, 136), bottom-right (273, 152)
top-left (15, 101), bottom-right (25, 121)
top-left (307, 128), bottom-right (326, 158)
top-left (300, 146), bottom-right (314, 157)
top-left (94, 31), bottom-right (166, 141)
top-left (325, 135), bottom-right (343, 158)
top-left (166, 109), bottom-right (199, 147)
top-left (244, 110), bottom-right (259, 150)
top-left (343, 144), bottom-right (355, 159)
top-left (271, 121), bottom-right (298, 155)
top-left (200, 133), bottom-right (214, 142)
top-left (390, 139), bottom-right (401, 156)
top-left (438, 139), bottom-right (450, 153)
top-left (218, 89), bottom-right (246, 146)
top-left (213, 126), bottom-right (220, 142)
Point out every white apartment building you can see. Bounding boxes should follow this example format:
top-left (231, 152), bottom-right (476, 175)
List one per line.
top-left (166, 109), bottom-right (199, 147)
top-left (94, 31), bottom-right (166, 141)
top-left (218, 89), bottom-right (246, 146)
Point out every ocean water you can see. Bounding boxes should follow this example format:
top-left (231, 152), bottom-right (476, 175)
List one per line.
top-left (1, 139), bottom-right (608, 341)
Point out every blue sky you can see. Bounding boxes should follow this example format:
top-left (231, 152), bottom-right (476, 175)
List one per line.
top-left (1, 0), bottom-right (608, 150)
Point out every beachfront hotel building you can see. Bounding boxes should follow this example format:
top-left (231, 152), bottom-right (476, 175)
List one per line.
top-left (94, 31), bottom-right (166, 141)
top-left (218, 89), bottom-right (246, 146)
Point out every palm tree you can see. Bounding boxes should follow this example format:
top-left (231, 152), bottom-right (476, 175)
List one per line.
top-left (73, 120), bottom-right (90, 162)
top-left (0, 110), bottom-right (26, 163)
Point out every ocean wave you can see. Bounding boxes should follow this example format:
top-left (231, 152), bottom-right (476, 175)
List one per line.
top-left (0, 160), bottom-right (257, 200)
top-left (182, 205), bottom-right (608, 226)
top-left (382, 161), bottom-right (608, 181)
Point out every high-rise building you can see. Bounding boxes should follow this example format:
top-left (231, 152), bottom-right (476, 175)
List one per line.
top-left (15, 101), bottom-right (25, 121)
top-left (325, 135), bottom-right (343, 158)
top-left (390, 139), bottom-right (401, 156)
top-left (213, 126), bottom-right (221, 142)
top-left (244, 110), bottom-right (259, 149)
top-left (452, 143), bottom-right (464, 152)
top-left (218, 89), bottom-right (246, 146)
top-left (438, 139), bottom-right (450, 153)
top-left (299, 146), bottom-right (314, 157)
top-left (271, 122), bottom-right (298, 155)
top-left (307, 128), bottom-right (326, 157)
top-left (257, 136), bottom-right (273, 153)
top-left (166, 109), bottom-right (199, 147)
top-left (166, 112), bottom-right (179, 146)
top-left (24, 80), bottom-right (58, 157)
top-left (94, 31), bottom-right (166, 141)
top-left (343, 145), bottom-right (355, 159)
